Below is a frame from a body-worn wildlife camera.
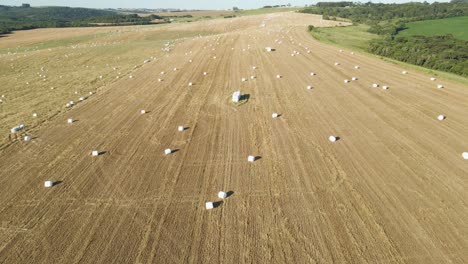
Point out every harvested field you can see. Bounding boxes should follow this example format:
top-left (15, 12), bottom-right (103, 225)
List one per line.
top-left (0, 12), bottom-right (467, 264)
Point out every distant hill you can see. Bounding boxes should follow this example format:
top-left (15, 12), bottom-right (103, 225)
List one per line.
top-left (0, 5), bottom-right (166, 35)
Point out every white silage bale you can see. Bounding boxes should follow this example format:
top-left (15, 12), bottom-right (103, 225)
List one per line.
top-left (218, 191), bottom-right (227, 199)
top-left (463, 152), bottom-right (468, 160)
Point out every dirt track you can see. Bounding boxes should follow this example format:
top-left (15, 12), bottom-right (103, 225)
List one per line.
top-left (0, 13), bottom-right (467, 263)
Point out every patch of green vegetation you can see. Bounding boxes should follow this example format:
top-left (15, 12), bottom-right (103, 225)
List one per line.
top-left (301, 2), bottom-right (468, 78)
top-left (399, 16), bottom-right (468, 40)
top-left (308, 25), bottom-right (468, 85)
top-left (0, 33), bottom-right (109, 54)
top-left (309, 24), bottom-right (378, 51)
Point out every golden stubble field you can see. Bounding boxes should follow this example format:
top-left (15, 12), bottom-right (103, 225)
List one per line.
top-left (0, 12), bottom-right (467, 264)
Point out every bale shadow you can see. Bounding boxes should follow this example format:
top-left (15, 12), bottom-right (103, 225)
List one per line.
top-left (52, 181), bottom-right (63, 187)
top-left (213, 201), bottom-right (223, 208)
top-left (254, 156), bottom-right (262, 161)
top-left (226, 191), bottom-right (234, 198)
top-left (98, 151), bottom-right (107, 156)
top-left (240, 94), bottom-right (250, 101)
top-left (231, 94), bottom-right (250, 107)
top-left (171, 149), bottom-right (180, 154)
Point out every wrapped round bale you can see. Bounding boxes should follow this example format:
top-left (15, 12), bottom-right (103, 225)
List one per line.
top-left (463, 152), bottom-right (468, 160)
top-left (218, 191), bottom-right (227, 199)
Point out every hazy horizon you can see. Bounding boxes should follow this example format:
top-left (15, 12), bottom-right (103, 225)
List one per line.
top-left (0, 0), bottom-right (451, 10)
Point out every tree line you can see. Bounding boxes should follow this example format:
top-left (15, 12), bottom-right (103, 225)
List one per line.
top-left (300, 1), bottom-right (468, 76)
top-left (0, 5), bottom-right (169, 35)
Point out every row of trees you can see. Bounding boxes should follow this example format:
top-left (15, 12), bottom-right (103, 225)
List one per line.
top-left (301, 2), bottom-right (468, 24)
top-left (0, 5), bottom-right (166, 35)
top-left (300, 2), bottom-right (468, 76)
top-left (369, 35), bottom-right (468, 76)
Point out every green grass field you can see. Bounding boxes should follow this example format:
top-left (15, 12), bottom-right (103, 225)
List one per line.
top-left (399, 16), bottom-right (468, 40)
top-left (310, 24), bottom-right (378, 52)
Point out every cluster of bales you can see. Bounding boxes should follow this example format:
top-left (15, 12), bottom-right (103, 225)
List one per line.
top-left (8, 26), bottom-right (468, 208)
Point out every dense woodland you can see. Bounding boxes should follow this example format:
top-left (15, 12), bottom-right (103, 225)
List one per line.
top-left (369, 35), bottom-right (468, 76)
top-left (0, 5), bottom-right (166, 35)
top-left (301, 1), bottom-right (468, 76)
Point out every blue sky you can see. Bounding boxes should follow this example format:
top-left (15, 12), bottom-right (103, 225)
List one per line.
top-left (1, 0), bottom-right (450, 10)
